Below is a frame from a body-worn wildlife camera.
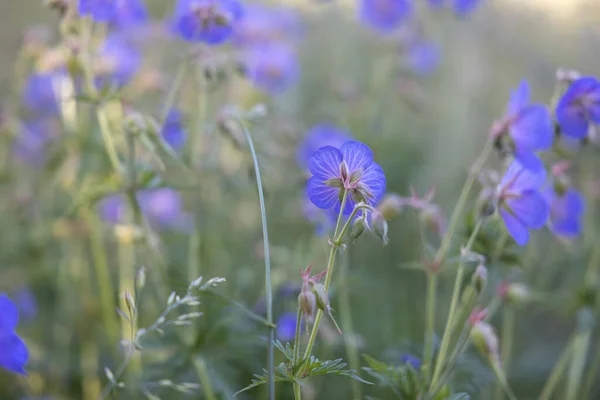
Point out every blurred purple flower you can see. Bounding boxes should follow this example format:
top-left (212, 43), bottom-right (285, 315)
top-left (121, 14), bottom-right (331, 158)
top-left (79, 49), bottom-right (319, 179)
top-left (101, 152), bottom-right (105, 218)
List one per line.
top-left (78, 0), bottom-right (148, 27)
top-left (400, 353), bottom-right (421, 369)
top-left (359, 0), bottom-right (413, 34)
top-left (96, 34), bottom-right (141, 88)
top-left (406, 41), bottom-right (440, 77)
top-left (161, 109), bottom-right (187, 150)
top-left (276, 312), bottom-right (300, 342)
top-left (307, 141), bottom-right (386, 215)
top-left (496, 158), bottom-right (548, 246)
top-left (13, 288), bottom-right (37, 322)
top-left (297, 124), bottom-right (353, 170)
top-left (501, 80), bottom-right (553, 170)
top-left (243, 43), bottom-right (300, 94)
top-left (171, 0), bottom-right (243, 44)
top-left (22, 72), bottom-right (63, 116)
top-left (98, 194), bottom-right (126, 224)
top-left (543, 186), bottom-right (585, 238)
top-left (302, 194), bottom-right (338, 235)
top-left (12, 119), bottom-right (59, 165)
top-left (0, 294), bottom-right (29, 375)
top-left (428, 0), bottom-right (484, 16)
top-left (556, 76), bottom-right (600, 139)
top-left (139, 188), bottom-right (191, 230)
top-left (233, 4), bottom-right (302, 46)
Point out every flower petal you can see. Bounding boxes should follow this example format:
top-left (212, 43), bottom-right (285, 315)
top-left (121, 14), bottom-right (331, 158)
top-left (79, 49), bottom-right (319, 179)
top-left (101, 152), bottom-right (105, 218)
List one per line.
top-left (307, 176), bottom-right (340, 210)
top-left (340, 141), bottom-right (373, 173)
top-left (506, 80), bottom-right (530, 117)
top-left (510, 104), bottom-right (553, 151)
top-left (505, 190), bottom-right (548, 229)
top-left (0, 332), bottom-right (28, 375)
top-left (308, 146), bottom-right (343, 179)
top-left (499, 208), bottom-right (529, 246)
top-left (499, 158), bottom-right (546, 193)
top-left (0, 294), bottom-right (19, 332)
top-left (361, 162), bottom-right (387, 205)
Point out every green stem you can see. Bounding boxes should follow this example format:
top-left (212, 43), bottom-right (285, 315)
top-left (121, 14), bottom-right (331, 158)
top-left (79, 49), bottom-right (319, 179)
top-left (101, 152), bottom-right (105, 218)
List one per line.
top-left (430, 220), bottom-right (484, 388)
top-left (423, 272), bottom-right (437, 381)
top-left (293, 381), bottom-right (302, 400)
top-left (160, 60), bottom-right (189, 124)
top-left (539, 335), bottom-right (575, 400)
top-left (566, 308), bottom-right (594, 400)
top-left (195, 358), bottom-right (217, 400)
top-left (338, 252), bottom-right (362, 400)
top-left (293, 306), bottom-right (303, 365)
top-left (236, 119), bottom-right (275, 400)
top-left (581, 338), bottom-right (600, 399)
top-left (302, 190), bottom-right (349, 360)
top-left (495, 308), bottom-right (515, 400)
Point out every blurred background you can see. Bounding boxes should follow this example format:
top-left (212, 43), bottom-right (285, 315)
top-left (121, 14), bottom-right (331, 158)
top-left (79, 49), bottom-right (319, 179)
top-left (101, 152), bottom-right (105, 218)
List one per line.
top-left (0, 0), bottom-right (599, 399)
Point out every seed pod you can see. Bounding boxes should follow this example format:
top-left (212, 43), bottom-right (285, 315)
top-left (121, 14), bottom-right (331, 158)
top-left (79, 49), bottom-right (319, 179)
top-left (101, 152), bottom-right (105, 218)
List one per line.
top-left (471, 264), bottom-right (488, 295)
top-left (372, 211), bottom-right (389, 245)
top-left (350, 215), bottom-right (367, 241)
top-left (298, 290), bottom-right (316, 325)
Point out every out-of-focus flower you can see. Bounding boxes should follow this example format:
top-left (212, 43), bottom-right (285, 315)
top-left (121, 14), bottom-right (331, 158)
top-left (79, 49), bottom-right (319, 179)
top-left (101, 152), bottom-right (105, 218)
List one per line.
top-left (243, 43), bottom-right (300, 94)
top-left (302, 195), bottom-right (338, 236)
top-left (405, 41), bottom-right (440, 77)
top-left (233, 4), bottom-right (302, 46)
top-left (428, 0), bottom-right (484, 16)
top-left (161, 109), bottom-right (187, 151)
top-left (400, 354), bottom-right (421, 369)
top-left (556, 76), bottom-right (600, 139)
top-left (0, 294), bottom-right (29, 375)
top-left (296, 124), bottom-right (352, 171)
top-left (12, 119), bottom-right (60, 165)
top-left (13, 288), bottom-right (37, 322)
top-left (359, 0), bottom-right (412, 34)
top-left (307, 141), bottom-right (386, 215)
top-left (95, 34), bottom-right (141, 88)
top-left (276, 312), bottom-right (299, 342)
top-left (496, 159), bottom-right (548, 246)
top-left (495, 80), bottom-right (553, 171)
top-left (78, 0), bottom-right (148, 27)
top-left (98, 194), bottom-right (126, 225)
top-left (171, 0), bottom-right (243, 44)
top-left (139, 188), bottom-right (191, 230)
top-left (22, 72), bottom-right (64, 116)
top-left (543, 186), bottom-right (585, 238)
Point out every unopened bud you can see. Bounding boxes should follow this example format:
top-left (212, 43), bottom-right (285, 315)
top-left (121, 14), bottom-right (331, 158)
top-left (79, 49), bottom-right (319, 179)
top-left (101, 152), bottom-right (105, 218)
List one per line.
top-left (136, 267), bottom-right (146, 291)
top-left (470, 322), bottom-right (499, 362)
top-left (312, 283), bottom-right (331, 313)
top-left (372, 211), bottom-right (389, 245)
top-left (124, 291), bottom-right (136, 319)
top-left (377, 193), bottom-right (403, 220)
top-left (505, 283), bottom-right (530, 306)
top-left (471, 265), bottom-right (488, 294)
top-left (298, 290), bottom-right (316, 324)
top-left (350, 215), bottom-right (367, 241)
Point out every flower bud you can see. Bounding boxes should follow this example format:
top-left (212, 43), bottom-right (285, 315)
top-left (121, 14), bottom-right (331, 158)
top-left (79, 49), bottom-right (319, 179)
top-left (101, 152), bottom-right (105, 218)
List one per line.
top-left (350, 215), bottom-right (367, 241)
top-left (470, 322), bottom-right (499, 362)
top-left (298, 290), bottom-right (316, 324)
top-left (372, 211), bottom-right (389, 245)
top-left (136, 267), bottom-right (146, 291)
top-left (377, 193), bottom-right (404, 220)
top-left (471, 265), bottom-right (488, 295)
top-left (312, 283), bottom-right (331, 314)
top-left (505, 283), bottom-right (530, 306)
top-left (124, 291), bottom-right (136, 319)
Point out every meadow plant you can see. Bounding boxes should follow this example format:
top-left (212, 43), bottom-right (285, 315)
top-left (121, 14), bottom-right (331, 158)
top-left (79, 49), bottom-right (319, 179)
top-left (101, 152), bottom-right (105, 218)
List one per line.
top-left (1, 1), bottom-right (600, 400)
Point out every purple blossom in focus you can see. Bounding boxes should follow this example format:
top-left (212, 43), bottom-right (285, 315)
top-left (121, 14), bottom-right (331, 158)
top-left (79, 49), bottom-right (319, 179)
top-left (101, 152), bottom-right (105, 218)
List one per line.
top-left (276, 312), bottom-right (300, 342)
top-left (543, 186), bottom-right (585, 238)
top-left (171, 0), bottom-right (243, 44)
top-left (0, 294), bottom-right (29, 375)
top-left (496, 158), bottom-right (548, 246)
top-left (243, 43), bottom-right (300, 94)
top-left (297, 124), bottom-right (352, 170)
top-left (307, 141), bottom-right (386, 215)
top-left (500, 80), bottom-right (553, 170)
top-left (161, 109), bottom-right (187, 150)
top-left (78, 0), bottom-right (148, 27)
top-left (359, 0), bottom-right (413, 34)
top-left (556, 76), bottom-right (600, 139)
top-left (96, 34), bottom-right (141, 88)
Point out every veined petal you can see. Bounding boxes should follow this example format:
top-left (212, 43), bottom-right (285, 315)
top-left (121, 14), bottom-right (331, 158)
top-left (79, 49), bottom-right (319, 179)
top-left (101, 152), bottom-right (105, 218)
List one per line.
top-left (505, 190), bottom-right (548, 229)
top-left (0, 332), bottom-right (28, 375)
top-left (499, 159), bottom-right (546, 193)
top-left (361, 162), bottom-right (387, 205)
top-left (510, 104), bottom-right (553, 151)
top-left (340, 141), bottom-right (373, 173)
top-left (0, 294), bottom-right (19, 332)
top-left (307, 177), bottom-right (340, 210)
top-left (506, 80), bottom-right (530, 117)
top-left (308, 146), bottom-right (343, 180)
top-left (500, 208), bottom-right (529, 246)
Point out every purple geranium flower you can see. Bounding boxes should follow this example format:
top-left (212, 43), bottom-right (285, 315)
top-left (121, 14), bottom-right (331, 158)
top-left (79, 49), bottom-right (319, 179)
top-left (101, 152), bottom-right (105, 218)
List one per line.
top-left (297, 124), bottom-right (352, 170)
top-left (233, 4), bottom-right (302, 46)
top-left (0, 294), bottom-right (29, 375)
top-left (307, 141), bottom-right (386, 215)
top-left (276, 312), bottom-right (300, 342)
top-left (78, 0), bottom-right (148, 27)
top-left (161, 109), bottom-right (187, 151)
top-left (496, 158), bottom-right (548, 246)
top-left (543, 186), bottom-right (585, 238)
top-left (171, 0), bottom-right (243, 44)
top-left (359, 0), bottom-right (413, 34)
top-left (243, 43), bottom-right (300, 94)
top-left (400, 354), bottom-right (421, 369)
top-left (96, 34), bottom-right (141, 88)
top-left (555, 76), bottom-right (600, 139)
top-left (501, 80), bottom-right (553, 170)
